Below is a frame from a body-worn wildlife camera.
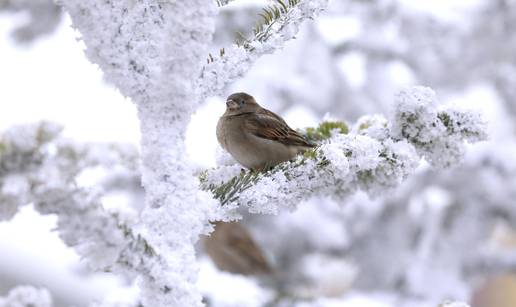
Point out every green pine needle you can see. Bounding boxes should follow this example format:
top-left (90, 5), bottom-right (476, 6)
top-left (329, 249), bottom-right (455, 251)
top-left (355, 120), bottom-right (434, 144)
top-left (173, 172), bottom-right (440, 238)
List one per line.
top-left (304, 121), bottom-right (349, 142)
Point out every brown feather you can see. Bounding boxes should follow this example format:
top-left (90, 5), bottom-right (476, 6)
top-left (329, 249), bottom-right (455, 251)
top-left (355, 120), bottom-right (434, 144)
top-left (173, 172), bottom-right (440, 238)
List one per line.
top-left (217, 92), bottom-right (316, 170)
top-left (244, 108), bottom-right (315, 148)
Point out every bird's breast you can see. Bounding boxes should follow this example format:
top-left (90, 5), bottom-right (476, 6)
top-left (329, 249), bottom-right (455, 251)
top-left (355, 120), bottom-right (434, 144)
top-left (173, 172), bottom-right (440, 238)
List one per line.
top-left (218, 117), bottom-right (298, 169)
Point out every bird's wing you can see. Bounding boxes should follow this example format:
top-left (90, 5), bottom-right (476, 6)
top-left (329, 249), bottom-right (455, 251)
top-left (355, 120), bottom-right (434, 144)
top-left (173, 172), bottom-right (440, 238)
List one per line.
top-left (243, 108), bottom-right (315, 148)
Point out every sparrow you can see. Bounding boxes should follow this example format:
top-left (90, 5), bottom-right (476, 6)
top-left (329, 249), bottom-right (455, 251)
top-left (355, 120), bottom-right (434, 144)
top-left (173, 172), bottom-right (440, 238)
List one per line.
top-left (203, 221), bottom-right (272, 276)
top-left (216, 92), bottom-right (316, 170)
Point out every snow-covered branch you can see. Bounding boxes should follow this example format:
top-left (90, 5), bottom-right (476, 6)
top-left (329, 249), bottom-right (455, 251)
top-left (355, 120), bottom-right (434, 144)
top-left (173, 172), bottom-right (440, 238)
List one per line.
top-left (201, 87), bottom-right (487, 215)
top-left (0, 122), bottom-right (157, 279)
top-left (198, 0), bottom-right (329, 98)
top-left (59, 0), bottom-right (219, 306)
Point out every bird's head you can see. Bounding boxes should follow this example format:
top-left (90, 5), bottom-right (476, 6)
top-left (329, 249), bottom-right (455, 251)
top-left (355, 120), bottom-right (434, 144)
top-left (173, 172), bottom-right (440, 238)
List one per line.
top-left (225, 92), bottom-right (260, 115)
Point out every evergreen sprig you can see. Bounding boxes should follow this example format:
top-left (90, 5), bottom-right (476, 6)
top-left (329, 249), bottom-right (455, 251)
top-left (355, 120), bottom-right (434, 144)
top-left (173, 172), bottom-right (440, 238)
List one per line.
top-left (207, 48), bottom-right (225, 64)
top-left (237, 0), bottom-right (301, 49)
top-left (202, 169), bottom-right (263, 206)
top-left (303, 121), bottom-right (349, 142)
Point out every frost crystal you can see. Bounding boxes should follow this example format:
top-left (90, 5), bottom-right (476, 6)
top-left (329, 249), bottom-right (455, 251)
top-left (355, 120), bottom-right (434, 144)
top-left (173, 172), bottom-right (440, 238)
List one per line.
top-left (392, 86), bottom-right (487, 167)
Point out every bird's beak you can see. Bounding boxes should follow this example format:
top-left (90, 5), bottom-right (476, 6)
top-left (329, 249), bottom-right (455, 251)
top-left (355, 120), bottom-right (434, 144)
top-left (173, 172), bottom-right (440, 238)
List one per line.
top-left (226, 99), bottom-right (239, 111)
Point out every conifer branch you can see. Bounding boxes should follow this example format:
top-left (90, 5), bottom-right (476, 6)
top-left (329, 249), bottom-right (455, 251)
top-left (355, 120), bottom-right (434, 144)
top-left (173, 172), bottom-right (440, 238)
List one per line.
top-left (201, 87), bottom-right (487, 215)
top-left (199, 0), bottom-right (329, 98)
top-left (0, 122), bottom-right (158, 279)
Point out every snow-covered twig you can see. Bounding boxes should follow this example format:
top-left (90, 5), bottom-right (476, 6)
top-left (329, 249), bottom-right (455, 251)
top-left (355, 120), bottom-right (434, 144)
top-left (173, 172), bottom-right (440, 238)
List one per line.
top-left (198, 0), bottom-right (329, 98)
top-left (201, 87), bottom-right (487, 215)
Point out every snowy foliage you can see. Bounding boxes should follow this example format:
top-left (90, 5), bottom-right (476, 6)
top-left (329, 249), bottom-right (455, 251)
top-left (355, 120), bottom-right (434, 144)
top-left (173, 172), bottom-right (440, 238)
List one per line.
top-left (201, 4), bottom-right (515, 303)
top-left (202, 87), bottom-right (486, 215)
top-left (49, 0), bottom-right (338, 305)
top-left (391, 87), bottom-right (487, 167)
top-left (58, 0), bottom-right (222, 305)
top-left (0, 122), bottom-right (152, 276)
top-left (198, 0), bottom-right (329, 98)
top-left (0, 286), bottom-right (52, 307)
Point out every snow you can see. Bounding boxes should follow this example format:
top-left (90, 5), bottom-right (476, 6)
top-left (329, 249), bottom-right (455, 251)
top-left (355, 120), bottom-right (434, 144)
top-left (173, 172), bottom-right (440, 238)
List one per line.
top-left (391, 87), bottom-right (487, 168)
top-left (59, 0), bottom-right (219, 306)
top-left (0, 286), bottom-right (52, 307)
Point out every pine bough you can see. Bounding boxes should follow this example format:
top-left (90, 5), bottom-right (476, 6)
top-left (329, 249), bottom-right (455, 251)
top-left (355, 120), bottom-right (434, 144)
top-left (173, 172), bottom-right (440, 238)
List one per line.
top-left (202, 87), bottom-right (487, 216)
